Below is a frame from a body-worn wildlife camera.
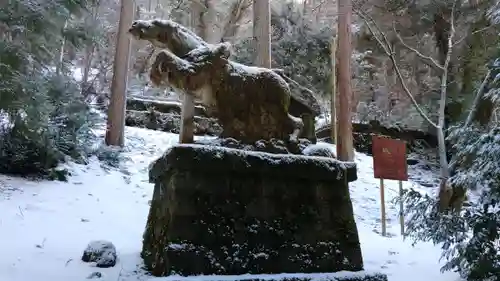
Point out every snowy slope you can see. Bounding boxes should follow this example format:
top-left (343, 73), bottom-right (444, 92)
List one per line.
top-left (0, 126), bottom-right (462, 281)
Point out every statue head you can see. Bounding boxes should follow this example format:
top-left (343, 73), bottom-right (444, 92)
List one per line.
top-left (129, 19), bottom-right (205, 55)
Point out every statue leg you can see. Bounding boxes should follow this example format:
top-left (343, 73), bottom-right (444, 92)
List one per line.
top-left (300, 113), bottom-right (317, 144)
top-left (288, 113), bottom-right (304, 142)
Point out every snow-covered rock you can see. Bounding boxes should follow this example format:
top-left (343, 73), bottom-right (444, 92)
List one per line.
top-left (81, 240), bottom-right (117, 268)
top-left (302, 143), bottom-right (337, 158)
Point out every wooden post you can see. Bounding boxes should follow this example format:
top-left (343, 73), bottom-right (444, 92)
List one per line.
top-left (380, 178), bottom-right (387, 236)
top-left (399, 180), bottom-right (405, 236)
top-left (179, 95), bottom-right (195, 143)
top-left (337, 0), bottom-right (354, 161)
top-left (178, 2), bottom-right (198, 144)
top-left (330, 36), bottom-right (337, 144)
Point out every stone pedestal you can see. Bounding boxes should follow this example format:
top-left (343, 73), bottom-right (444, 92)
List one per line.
top-left (143, 144), bottom-right (383, 281)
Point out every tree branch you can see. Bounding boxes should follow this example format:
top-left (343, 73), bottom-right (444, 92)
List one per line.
top-left (453, 25), bottom-right (496, 46)
top-left (355, 9), bottom-right (438, 128)
top-left (311, 0), bottom-right (328, 12)
top-left (221, 0), bottom-right (252, 42)
top-left (392, 23), bottom-right (444, 70)
top-left (464, 70), bottom-right (492, 127)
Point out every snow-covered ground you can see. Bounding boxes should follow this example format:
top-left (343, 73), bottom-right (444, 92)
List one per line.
top-left (0, 126), bottom-right (462, 281)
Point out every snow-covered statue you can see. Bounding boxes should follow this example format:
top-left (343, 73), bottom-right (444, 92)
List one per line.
top-left (129, 20), bottom-right (374, 280)
top-left (128, 19), bottom-right (307, 142)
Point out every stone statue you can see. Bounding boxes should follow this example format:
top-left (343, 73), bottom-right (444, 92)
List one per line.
top-left (132, 21), bottom-right (376, 281)
top-left (129, 19), bottom-right (319, 143)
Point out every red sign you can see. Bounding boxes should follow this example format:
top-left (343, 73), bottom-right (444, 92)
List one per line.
top-left (372, 135), bottom-right (408, 181)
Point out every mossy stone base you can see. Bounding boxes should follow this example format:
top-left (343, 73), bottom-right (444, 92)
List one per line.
top-left (144, 145), bottom-right (363, 277)
top-left (147, 272), bottom-right (388, 281)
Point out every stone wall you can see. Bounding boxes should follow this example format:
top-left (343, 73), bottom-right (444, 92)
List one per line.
top-left (316, 120), bottom-right (438, 155)
top-left (144, 144), bottom-right (386, 281)
top-left (125, 110), bottom-right (222, 136)
top-left (126, 97), bottom-right (318, 143)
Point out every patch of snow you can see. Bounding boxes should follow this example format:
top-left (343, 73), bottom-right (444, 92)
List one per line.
top-left (128, 96), bottom-right (183, 107)
top-left (315, 114), bottom-right (330, 129)
top-left (71, 67), bottom-right (99, 82)
top-left (0, 110), bottom-right (11, 135)
top-left (128, 94), bottom-right (182, 104)
top-left (0, 127), bottom-right (462, 281)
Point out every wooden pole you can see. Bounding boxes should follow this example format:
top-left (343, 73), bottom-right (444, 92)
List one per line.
top-left (337, 0), bottom-right (354, 161)
top-left (399, 180), bottom-right (405, 236)
top-left (105, 0), bottom-right (134, 147)
top-left (178, 2), bottom-right (198, 144)
top-left (380, 178), bottom-right (387, 236)
top-left (330, 36), bottom-right (337, 144)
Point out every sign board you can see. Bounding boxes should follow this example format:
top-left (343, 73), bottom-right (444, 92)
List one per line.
top-left (372, 135), bottom-right (408, 181)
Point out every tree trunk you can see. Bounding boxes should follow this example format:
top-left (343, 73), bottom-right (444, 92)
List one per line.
top-left (330, 36), bottom-right (338, 144)
top-left (460, 15), bottom-right (494, 125)
top-left (81, 44), bottom-right (95, 96)
top-left (337, 0), bottom-right (354, 161)
top-left (433, 7), bottom-right (460, 164)
top-left (105, 0), bottom-right (134, 147)
top-left (56, 20), bottom-right (68, 75)
top-left (436, 2), bottom-right (458, 212)
top-left (253, 0), bottom-right (271, 68)
top-left (81, 6), bottom-right (98, 92)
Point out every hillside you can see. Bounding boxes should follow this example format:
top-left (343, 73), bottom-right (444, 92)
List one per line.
top-left (0, 126), bottom-right (460, 281)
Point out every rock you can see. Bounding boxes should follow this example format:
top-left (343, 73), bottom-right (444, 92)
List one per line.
top-left (418, 163), bottom-right (432, 171)
top-left (419, 182), bottom-right (434, 188)
top-left (145, 144), bottom-right (361, 276)
top-left (406, 158), bottom-right (419, 165)
top-left (81, 240), bottom-right (117, 268)
top-left (193, 137), bottom-right (313, 156)
top-left (302, 143), bottom-right (336, 158)
top-left (86, 272), bottom-right (102, 279)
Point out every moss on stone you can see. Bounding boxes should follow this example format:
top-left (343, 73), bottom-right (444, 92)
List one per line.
top-left (144, 145), bottom-right (363, 277)
top-left (134, 273), bottom-right (387, 281)
top-left (300, 113), bottom-right (317, 144)
top-left (149, 144), bottom-right (356, 184)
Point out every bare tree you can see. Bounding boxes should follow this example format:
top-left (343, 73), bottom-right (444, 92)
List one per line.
top-left (354, 1), bottom-right (489, 211)
top-left (81, 5), bottom-right (99, 93)
top-left (253, 0), bottom-right (271, 68)
top-left (337, 0), bottom-right (354, 161)
top-left (221, 0), bottom-right (252, 42)
top-left (105, 0), bottom-right (134, 146)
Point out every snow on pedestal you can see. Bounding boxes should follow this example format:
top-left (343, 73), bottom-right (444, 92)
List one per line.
top-left (143, 144), bottom-right (386, 281)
